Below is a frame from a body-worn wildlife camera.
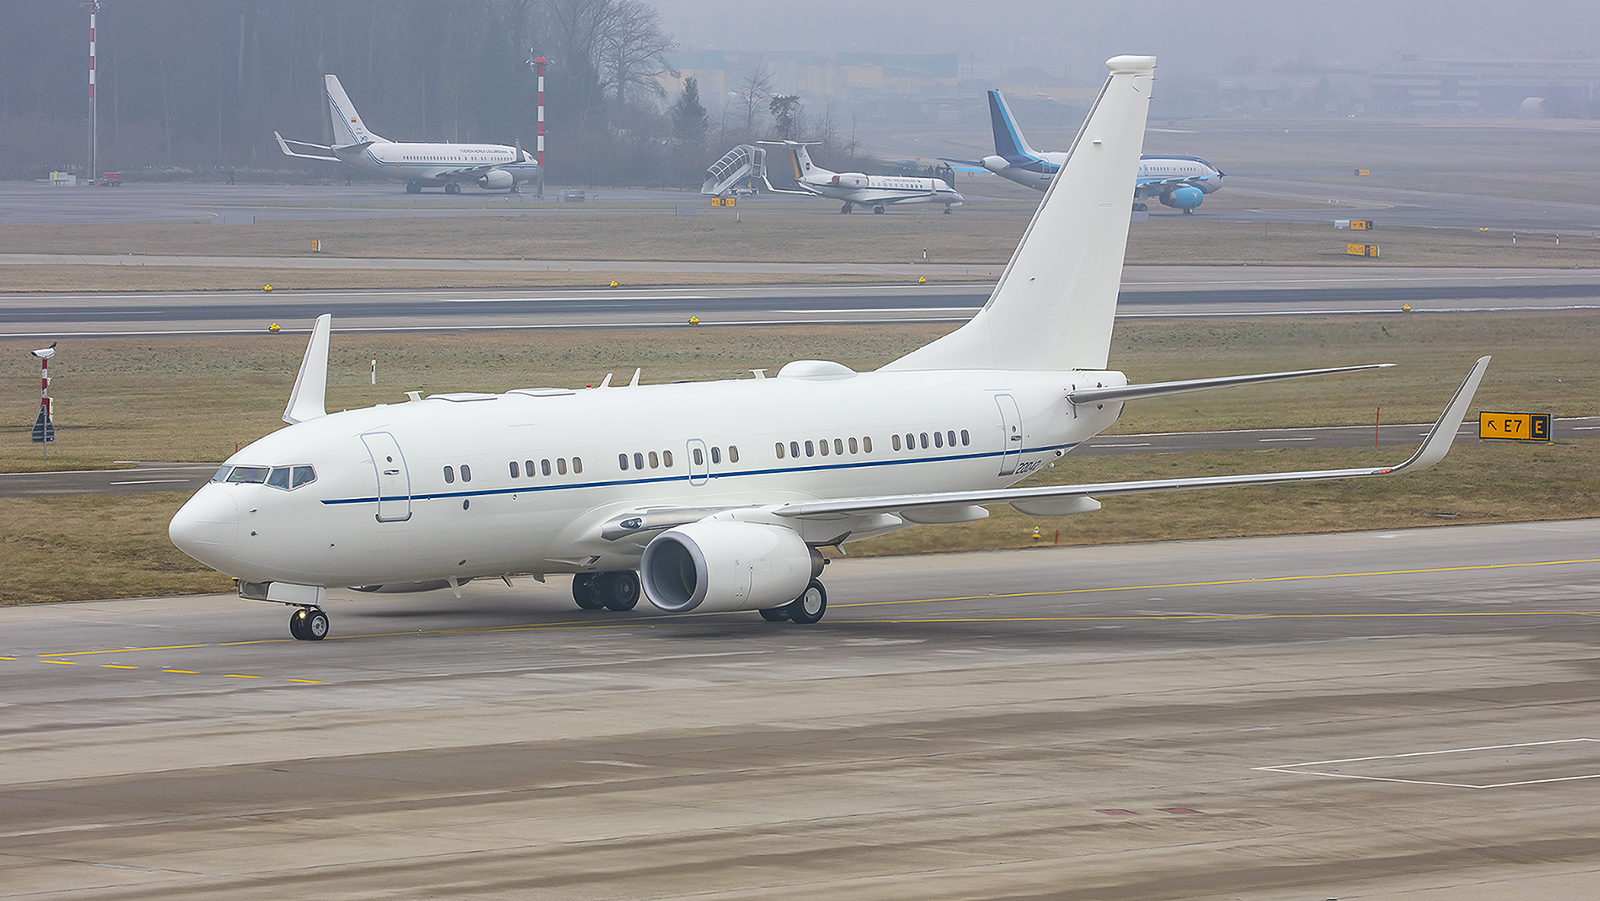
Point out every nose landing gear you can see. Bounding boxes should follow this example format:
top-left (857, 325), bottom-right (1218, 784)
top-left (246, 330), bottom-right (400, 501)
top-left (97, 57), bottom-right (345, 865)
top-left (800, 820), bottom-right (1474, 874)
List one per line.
top-left (289, 607), bottom-right (329, 641)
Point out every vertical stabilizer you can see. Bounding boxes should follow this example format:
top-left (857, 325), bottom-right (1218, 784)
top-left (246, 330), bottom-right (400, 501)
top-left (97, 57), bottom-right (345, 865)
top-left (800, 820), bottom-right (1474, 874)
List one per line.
top-left (788, 142), bottom-right (827, 180)
top-left (325, 75), bottom-right (384, 145)
top-left (988, 90), bottom-right (1039, 161)
top-left (882, 56), bottom-right (1155, 373)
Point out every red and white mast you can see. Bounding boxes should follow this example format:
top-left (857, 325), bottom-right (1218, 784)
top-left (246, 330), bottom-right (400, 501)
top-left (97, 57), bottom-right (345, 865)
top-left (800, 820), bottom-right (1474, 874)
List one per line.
top-left (534, 57), bottom-right (546, 169)
top-left (88, 1), bottom-right (100, 182)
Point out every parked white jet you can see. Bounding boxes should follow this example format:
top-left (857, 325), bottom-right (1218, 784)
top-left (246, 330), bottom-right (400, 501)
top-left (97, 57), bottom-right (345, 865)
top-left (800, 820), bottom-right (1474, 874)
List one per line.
top-left (762, 141), bottom-right (964, 214)
top-left (942, 89), bottom-right (1224, 211)
top-left (275, 75), bottom-right (539, 194)
top-left (172, 56), bottom-right (1488, 641)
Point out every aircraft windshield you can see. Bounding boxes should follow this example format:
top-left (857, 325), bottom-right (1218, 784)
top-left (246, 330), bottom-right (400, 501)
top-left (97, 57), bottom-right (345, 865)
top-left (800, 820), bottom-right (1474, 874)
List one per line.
top-left (226, 466), bottom-right (269, 484)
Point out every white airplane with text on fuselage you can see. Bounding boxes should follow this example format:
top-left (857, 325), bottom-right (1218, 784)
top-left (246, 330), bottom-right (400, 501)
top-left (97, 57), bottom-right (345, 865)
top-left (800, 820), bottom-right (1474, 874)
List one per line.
top-left (763, 141), bottom-right (964, 214)
top-left (274, 74), bottom-right (539, 194)
top-left (942, 89), bottom-right (1224, 212)
top-left (172, 56), bottom-right (1488, 641)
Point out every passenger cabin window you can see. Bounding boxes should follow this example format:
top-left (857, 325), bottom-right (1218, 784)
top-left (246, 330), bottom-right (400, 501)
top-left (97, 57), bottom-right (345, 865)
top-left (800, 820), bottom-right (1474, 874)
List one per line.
top-left (619, 453), bottom-right (629, 470)
top-left (920, 433), bottom-right (929, 449)
top-left (557, 458), bottom-right (567, 475)
top-left (863, 436), bottom-right (872, 453)
top-left (805, 441), bottom-right (814, 457)
top-left (510, 461), bottom-right (520, 478)
top-left (461, 465), bottom-right (472, 482)
top-left (444, 466), bottom-right (455, 483)
top-left (960, 430), bottom-right (970, 446)
top-left (948, 430), bottom-right (957, 447)
top-left (542, 459), bottom-right (551, 476)
top-left (728, 446), bottom-right (739, 463)
top-left (711, 447), bottom-right (721, 464)
top-left (790, 441), bottom-right (799, 458)
top-left (525, 460), bottom-right (535, 475)
top-left (634, 452), bottom-right (644, 470)
top-left (662, 450), bottom-right (672, 467)
top-left (775, 442), bottom-right (785, 459)
top-left (649, 451), bottom-right (659, 469)
top-left (817, 440), bottom-right (828, 456)
top-left (833, 439), bottom-right (843, 455)
top-left (934, 431), bottom-right (944, 448)
top-left (849, 438), bottom-right (858, 454)
top-left (892, 435), bottom-right (901, 451)
top-left (693, 448), bottom-right (704, 465)
top-left (573, 457), bottom-right (582, 473)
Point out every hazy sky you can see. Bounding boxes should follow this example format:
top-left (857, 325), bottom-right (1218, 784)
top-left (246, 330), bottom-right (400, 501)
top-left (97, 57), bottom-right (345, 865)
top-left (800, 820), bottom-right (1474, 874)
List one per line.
top-left (651, 1), bottom-right (1600, 81)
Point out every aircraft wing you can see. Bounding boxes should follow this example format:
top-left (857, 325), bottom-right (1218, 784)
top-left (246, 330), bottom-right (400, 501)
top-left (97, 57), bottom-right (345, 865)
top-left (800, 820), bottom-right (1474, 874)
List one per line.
top-left (772, 357), bottom-right (1488, 521)
top-left (435, 164), bottom-right (502, 181)
top-left (274, 131), bottom-right (341, 162)
top-left (1136, 174), bottom-right (1206, 189)
top-left (600, 357), bottom-right (1489, 540)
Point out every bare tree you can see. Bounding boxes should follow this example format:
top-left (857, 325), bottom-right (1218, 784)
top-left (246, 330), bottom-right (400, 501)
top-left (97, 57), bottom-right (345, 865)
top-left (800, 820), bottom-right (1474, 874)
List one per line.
top-left (734, 58), bottom-right (773, 138)
top-left (600, 0), bottom-right (676, 107)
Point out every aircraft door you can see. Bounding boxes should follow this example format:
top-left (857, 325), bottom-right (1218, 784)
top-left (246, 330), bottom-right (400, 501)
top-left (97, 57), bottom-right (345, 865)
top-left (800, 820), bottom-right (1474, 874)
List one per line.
top-left (686, 438), bottom-right (710, 486)
top-left (361, 431), bottom-right (412, 522)
top-left (995, 394), bottom-right (1023, 476)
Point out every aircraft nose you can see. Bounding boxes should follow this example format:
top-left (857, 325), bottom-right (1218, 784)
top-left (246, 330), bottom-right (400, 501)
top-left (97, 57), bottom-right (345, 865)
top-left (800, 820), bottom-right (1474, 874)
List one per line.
top-left (169, 486), bottom-right (240, 570)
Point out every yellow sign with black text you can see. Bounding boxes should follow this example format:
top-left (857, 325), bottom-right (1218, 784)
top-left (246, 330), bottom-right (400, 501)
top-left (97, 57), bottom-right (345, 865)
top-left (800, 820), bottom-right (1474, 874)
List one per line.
top-left (1478, 411), bottom-right (1550, 441)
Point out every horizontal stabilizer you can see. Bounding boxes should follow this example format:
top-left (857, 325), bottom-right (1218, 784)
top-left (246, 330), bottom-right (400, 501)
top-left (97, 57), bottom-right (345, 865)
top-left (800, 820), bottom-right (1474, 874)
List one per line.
top-left (275, 131), bottom-right (340, 162)
top-left (1069, 363), bottom-right (1393, 406)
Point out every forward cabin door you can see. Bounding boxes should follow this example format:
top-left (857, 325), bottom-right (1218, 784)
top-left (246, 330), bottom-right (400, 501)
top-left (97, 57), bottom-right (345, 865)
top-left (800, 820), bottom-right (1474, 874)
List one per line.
top-left (995, 394), bottom-right (1023, 476)
top-left (361, 431), bottom-right (412, 522)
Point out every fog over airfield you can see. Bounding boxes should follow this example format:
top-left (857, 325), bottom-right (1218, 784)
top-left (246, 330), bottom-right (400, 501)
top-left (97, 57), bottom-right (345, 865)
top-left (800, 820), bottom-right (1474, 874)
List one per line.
top-left (651, 0), bottom-right (1599, 80)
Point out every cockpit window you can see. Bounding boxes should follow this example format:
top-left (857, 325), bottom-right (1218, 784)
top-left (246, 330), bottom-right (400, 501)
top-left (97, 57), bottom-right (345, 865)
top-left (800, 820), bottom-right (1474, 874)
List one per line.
top-left (211, 466), bottom-right (231, 483)
top-left (266, 467), bottom-right (292, 490)
top-left (258, 464), bottom-right (318, 490)
top-left (292, 465), bottom-right (316, 488)
top-left (226, 466), bottom-right (269, 484)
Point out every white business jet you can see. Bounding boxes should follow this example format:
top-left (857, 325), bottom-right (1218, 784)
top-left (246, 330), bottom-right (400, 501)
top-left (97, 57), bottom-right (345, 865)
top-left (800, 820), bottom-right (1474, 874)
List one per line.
top-left (274, 75), bottom-right (539, 194)
top-left (763, 140), bottom-right (964, 214)
top-left (172, 56), bottom-right (1488, 641)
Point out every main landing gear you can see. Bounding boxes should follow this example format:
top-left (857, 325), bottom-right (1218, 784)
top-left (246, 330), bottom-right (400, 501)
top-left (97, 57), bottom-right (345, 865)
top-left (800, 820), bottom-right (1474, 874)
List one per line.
top-left (872, 204), bottom-right (886, 214)
top-left (840, 202), bottom-right (853, 214)
top-left (405, 182), bottom-right (422, 194)
top-left (289, 606), bottom-right (330, 641)
top-left (572, 571), bottom-right (641, 611)
top-left (1132, 202), bottom-right (1148, 212)
top-left (444, 182), bottom-right (461, 194)
top-left (758, 579), bottom-right (827, 625)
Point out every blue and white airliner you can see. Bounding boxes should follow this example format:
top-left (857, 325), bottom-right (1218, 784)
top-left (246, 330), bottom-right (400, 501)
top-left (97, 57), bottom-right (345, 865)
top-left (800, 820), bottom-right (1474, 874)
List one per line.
top-left (275, 75), bottom-right (540, 194)
top-left (943, 89), bottom-right (1224, 212)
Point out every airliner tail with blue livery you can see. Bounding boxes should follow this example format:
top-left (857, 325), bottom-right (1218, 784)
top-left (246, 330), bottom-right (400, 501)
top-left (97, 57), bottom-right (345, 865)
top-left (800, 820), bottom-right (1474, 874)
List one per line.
top-left (275, 75), bottom-right (539, 194)
top-left (943, 89), bottom-right (1224, 212)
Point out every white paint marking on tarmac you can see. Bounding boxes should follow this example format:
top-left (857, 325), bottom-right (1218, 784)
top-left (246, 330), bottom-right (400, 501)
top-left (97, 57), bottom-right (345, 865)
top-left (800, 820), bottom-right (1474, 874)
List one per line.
top-left (1258, 437), bottom-right (1316, 442)
top-left (108, 479), bottom-right (192, 485)
top-left (1255, 738), bottom-right (1600, 789)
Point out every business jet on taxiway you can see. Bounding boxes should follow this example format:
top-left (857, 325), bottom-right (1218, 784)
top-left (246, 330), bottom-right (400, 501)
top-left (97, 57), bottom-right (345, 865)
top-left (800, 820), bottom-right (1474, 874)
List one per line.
top-left (275, 74), bottom-right (539, 194)
top-left (172, 56), bottom-right (1488, 642)
top-left (762, 140), bottom-right (964, 214)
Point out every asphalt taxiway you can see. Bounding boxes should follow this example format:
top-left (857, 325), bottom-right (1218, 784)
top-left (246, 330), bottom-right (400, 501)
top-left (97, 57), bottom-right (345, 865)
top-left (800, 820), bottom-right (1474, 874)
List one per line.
top-left (3, 267), bottom-right (1597, 338)
top-left (3, 520), bottom-right (1598, 899)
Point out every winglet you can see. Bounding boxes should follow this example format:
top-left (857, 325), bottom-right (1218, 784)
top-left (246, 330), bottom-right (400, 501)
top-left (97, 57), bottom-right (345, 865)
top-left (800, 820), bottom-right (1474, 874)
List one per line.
top-left (283, 314), bottom-right (332, 425)
top-left (1386, 356), bottom-right (1491, 475)
top-left (514, 139), bottom-right (527, 164)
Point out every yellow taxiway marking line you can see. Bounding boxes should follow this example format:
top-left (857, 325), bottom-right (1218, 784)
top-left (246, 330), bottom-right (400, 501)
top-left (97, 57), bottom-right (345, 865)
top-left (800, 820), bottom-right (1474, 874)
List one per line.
top-left (14, 557), bottom-right (1600, 656)
top-left (223, 674), bottom-right (259, 679)
top-left (286, 678), bottom-right (322, 684)
top-left (100, 664), bottom-right (137, 669)
top-left (836, 557), bottom-right (1600, 609)
top-left (162, 669), bottom-right (199, 674)
top-left (42, 659), bottom-right (77, 665)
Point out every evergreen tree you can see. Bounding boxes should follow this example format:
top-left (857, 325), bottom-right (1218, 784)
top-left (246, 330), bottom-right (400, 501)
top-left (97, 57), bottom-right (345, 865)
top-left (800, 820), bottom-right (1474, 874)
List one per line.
top-left (670, 76), bottom-right (707, 146)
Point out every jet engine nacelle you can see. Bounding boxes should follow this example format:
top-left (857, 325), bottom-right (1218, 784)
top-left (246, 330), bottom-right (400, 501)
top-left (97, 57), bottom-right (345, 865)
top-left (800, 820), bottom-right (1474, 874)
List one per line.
top-left (830, 172), bottom-right (869, 189)
top-left (1159, 184), bottom-right (1204, 210)
top-left (477, 169), bottom-right (515, 191)
top-left (639, 520), bottom-right (820, 614)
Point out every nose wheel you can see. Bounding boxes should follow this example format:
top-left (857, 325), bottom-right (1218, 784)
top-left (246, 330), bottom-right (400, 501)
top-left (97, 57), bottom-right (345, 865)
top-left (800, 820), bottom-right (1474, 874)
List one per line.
top-left (289, 607), bottom-right (329, 641)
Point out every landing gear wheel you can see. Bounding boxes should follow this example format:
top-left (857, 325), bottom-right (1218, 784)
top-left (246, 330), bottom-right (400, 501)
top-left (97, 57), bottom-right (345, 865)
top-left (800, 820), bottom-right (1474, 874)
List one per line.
top-left (444, 182), bottom-right (461, 195)
top-left (290, 607), bottom-right (329, 640)
top-left (572, 573), bottom-right (605, 610)
top-left (405, 182), bottom-right (422, 194)
top-left (597, 571), bottom-right (641, 611)
top-left (759, 607), bottom-right (791, 622)
top-left (942, 207), bottom-right (953, 214)
top-left (840, 203), bottom-right (852, 214)
top-left (872, 205), bottom-right (886, 214)
top-left (787, 580), bottom-right (827, 624)
top-left (1132, 202), bottom-right (1148, 212)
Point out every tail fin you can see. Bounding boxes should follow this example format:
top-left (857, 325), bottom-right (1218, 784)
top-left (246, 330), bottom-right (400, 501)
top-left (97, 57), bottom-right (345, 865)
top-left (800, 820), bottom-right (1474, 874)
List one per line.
top-left (325, 75), bottom-right (384, 145)
top-left (882, 56), bottom-right (1155, 373)
top-left (788, 142), bottom-right (828, 180)
top-left (988, 90), bottom-right (1039, 162)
